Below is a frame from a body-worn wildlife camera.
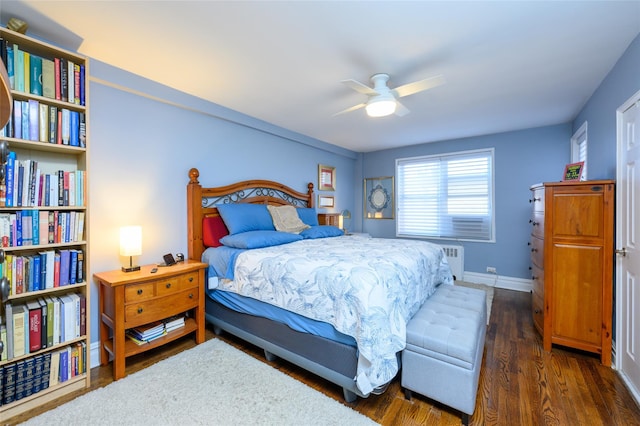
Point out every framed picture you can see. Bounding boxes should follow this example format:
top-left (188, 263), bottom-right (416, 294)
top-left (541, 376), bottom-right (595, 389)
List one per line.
top-left (318, 164), bottom-right (336, 191)
top-left (364, 176), bottom-right (394, 219)
top-left (318, 195), bottom-right (335, 208)
top-left (563, 161), bottom-right (585, 181)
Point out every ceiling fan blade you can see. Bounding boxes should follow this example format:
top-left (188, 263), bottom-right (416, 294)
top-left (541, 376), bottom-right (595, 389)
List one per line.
top-left (394, 101), bottom-right (410, 117)
top-left (341, 79), bottom-right (378, 96)
top-left (333, 102), bottom-right (367, 116)
top-left (392, 74), bottom-right (445, 98)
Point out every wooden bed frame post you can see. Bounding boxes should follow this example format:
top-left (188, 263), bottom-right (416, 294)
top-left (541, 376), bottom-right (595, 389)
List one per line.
top-left (187, 168), bottom-right (204, 261)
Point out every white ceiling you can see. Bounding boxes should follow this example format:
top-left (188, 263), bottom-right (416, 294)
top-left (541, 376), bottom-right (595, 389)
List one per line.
top-left (2, 1), bottom-right (639, 153)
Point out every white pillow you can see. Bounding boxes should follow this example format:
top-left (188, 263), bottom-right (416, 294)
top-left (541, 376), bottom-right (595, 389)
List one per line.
top-left (267, 205), bottom-right (310, 234)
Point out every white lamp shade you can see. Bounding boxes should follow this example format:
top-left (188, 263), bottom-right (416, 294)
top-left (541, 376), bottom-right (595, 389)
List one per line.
top-left (366, 98), bottom-right (396, 117)
top-left (120, 226), bottom-right (142, 257)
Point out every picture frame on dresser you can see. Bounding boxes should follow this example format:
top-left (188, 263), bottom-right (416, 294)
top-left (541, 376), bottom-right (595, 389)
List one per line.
top-left (562, 161), bottom-right (585, 181)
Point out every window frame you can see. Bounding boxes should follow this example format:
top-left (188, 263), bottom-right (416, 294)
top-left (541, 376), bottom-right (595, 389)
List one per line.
top-left (395, 148), bottom-right (496, 243)
top-left (571, 121), bottom-right (588, 180)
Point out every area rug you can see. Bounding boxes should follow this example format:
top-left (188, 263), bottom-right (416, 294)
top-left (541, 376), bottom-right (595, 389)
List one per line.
top-left (21, 339), bottom-right (378, 426)
top-left (454, 280), bottom-right (494, 324)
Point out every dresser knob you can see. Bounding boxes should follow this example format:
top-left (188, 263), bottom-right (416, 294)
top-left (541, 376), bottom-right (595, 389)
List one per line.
top-left (532, 275), bottom-right (537, 280)
top-left (531, 221), bottom-right (539, 226)
top-left (531, 248), bottom-right (537, 253)
top-left (189, 277), bottom-right (194, 282)
top-left (189, 293), bottom-right (193, 299)
top-left (137, 307), bottom-right (143, 314)
top-left (137, 289), bottom-right (143, 295)
top-left (534, 309), bottom-right (541, 314)
top-left (166, 283), bottom-right (171, 289)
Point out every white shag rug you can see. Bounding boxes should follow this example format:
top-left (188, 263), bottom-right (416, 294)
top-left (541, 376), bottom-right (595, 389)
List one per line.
top-left (454, 281), bottom-right (495, 324)
top-left (22, 339), bottom-right (378, 426)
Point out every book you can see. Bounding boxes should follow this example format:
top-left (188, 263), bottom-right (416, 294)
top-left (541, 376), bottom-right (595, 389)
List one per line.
top-left (12, 99), bottom-right (21, 139)
top-left (14, 44), bottom-right (24, 92)
top-left (5, 303), bottom-right (14, 360)
top-left (59, 249), bottom-right (70, 286)
top-left (42, 58), bottom-right (55, 99)
top-left (67, 59), bottom-right (74, 106)
top-left (12, 304), bottom-right (27, 357)
top-left (26, 300), bottom-right (43, 352)
top-left (38, 102), bottom-right (48, 142)
top-left (23, 51), bottom-right (29, 94)
top-left (49, 349), bottom-right (60, 386)
top-left (76, 249), bottom-right (84, 282)
top-left (54, 57), bottom-right (61, 100)
top-left (48, 105), bottom-right (57, 143)
top-left (5, 151), bottom-right (15, 207)
top-left (0, 324), bottom-right (7, 361)
top-left (44, 296), bottom-right (55, 347)
top-left (69, 110), bottom-right (79, 146)
top-left (41, 352), bottom-right (52, 390)
top-left (29, 54), bottom-right (43, 96)
top-left (28, 99), bottom-right (39, 141)
top-left (3, 362), bottom-right (17, 405)
top-left (69, 249), bottom-right (78, 284)
top-left (79, 292), bottom-right (87, 336)
top-left (38, 297), bottom-right (48, 350)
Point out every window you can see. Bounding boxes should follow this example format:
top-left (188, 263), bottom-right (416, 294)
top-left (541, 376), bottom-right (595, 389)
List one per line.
top-left (571, 122), bottom-right (587, 180)
top-left (396, 148), bottom-right (495, 241)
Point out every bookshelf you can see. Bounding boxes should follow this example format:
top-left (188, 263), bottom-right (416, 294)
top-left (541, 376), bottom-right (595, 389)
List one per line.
top-left (0, 27), bottom-right (90, 420)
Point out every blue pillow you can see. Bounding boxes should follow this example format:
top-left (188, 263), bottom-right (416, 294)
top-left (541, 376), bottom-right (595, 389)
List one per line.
top-left (300, 225), bottom-right (344, 239)
top-left (297, 208), bottom-right (319, 226)
top-left (219, 230), bottom-right (303, 249)
top-left (216, 203), bottom-right (275, 235)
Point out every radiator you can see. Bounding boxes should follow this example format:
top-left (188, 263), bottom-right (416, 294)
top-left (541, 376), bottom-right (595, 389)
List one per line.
top-left (440, 245), bottom-right (464, 281)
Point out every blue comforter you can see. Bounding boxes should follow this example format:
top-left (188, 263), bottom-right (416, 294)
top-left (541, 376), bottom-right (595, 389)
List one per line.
top-left (207, 236), bottom-right (453, 394)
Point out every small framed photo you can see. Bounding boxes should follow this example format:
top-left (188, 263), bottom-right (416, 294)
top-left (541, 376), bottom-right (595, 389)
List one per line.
top-left (563, 162), bottom-right (585, 181)
top-left (318, 195), bottom-right (335, 208)
top-left (318, 164), bottom-right (336, 191)
top-left (364, 176), bottom-right (394, 219)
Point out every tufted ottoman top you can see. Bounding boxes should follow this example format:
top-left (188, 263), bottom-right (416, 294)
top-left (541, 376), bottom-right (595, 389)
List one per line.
top-left (405, 285), bottom-right (487, 370)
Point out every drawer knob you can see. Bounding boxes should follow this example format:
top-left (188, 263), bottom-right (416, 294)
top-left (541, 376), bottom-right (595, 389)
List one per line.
top-left (189, 277), bottom-right (194, 282)
top-left (166, 283), bottom-right (171, 289)
top-left (531, 248), bottom-right (537, 253)
top-left (534, 309), bottom-right (541, 314)
top-left (531, 221), bottom-right (539, 226)
top-left (532, 275), bottom-right (537, 280)
top-left (137, 289), bottom-right (143, 295)
top-left (189, 293), bottom-right (194, 299)
top-left (137, 307), bottom-right (143, 314)
top-left (529, 197), bottom-right (540, 203)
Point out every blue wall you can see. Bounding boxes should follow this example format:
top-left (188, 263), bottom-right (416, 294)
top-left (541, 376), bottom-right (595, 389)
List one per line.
top-left (87, 60), bottom-right (359, 342)
top-left (361, 124), bottom-right (570, 279)
top-left (573, 34), bottom-right (640, 180)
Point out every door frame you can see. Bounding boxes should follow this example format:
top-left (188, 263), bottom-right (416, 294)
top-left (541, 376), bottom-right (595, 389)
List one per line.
top-left (615, 87), bottom-right (640, 405)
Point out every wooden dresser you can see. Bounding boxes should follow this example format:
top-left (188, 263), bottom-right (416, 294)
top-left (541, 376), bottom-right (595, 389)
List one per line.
top-left (318, 213), bottom-right (340, 227)
top-left (529, 180), bottom-right (614, 366)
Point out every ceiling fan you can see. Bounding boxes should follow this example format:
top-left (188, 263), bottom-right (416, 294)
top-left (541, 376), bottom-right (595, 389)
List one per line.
top-left (335, 73), bottom-right (445, 118)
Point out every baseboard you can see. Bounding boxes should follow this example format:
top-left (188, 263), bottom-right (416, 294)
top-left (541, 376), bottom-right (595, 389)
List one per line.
top-left (90, 341), bottom-right (100, 369)
top-left (461, 271), bottom-right (532, 293)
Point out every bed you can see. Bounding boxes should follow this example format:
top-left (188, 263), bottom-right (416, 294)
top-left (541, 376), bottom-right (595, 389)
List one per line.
top-left (186, 168), bottom-right (454, 401)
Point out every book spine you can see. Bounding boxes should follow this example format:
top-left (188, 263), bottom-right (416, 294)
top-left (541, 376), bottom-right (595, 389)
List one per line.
top-left (54, 57), bottom-right (61, 100)
top-left (28, 99), bottom-right (39, 141)
top-left (29, 54), bottom-right (43, 96)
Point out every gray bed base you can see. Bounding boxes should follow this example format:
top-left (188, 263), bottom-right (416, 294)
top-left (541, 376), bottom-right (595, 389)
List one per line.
top-left (204, 296), bottom-right (365, 402)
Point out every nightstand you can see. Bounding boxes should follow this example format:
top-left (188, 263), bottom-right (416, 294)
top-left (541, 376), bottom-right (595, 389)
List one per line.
top-left (94, 260), bottom-right (207, 380)
top-left (317, 213), bottom-right (340, 226)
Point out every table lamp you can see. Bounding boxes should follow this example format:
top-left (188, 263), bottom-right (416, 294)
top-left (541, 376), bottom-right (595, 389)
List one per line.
top-left (120, 226), bottom-right (142, 272)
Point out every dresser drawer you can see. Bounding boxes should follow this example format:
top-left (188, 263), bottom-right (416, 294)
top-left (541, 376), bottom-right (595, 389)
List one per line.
top-left (530, 211), bottom-right (545, 239)
top-left (530, 187), bottom-right (545, 213)
top-left (125, 288), bottom-right (200, 326)
top-left (529, 236), bottom-right (544, 268)
top-left (531, 264), bottom-right (544, 298)
top-left (125, 282), bottom-right (155, 302)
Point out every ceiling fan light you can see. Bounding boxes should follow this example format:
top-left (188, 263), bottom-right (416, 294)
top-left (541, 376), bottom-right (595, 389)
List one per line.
top-left (366, 99), bottom-right (396, 117)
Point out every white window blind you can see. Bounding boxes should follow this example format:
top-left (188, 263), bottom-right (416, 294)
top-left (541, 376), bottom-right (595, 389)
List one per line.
top-left (571, 122), bottom-right (588, 180)
top-left (396, 149), bottom-right (494, 241)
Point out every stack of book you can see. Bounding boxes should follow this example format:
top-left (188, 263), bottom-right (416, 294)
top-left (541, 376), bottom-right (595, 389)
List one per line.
top-left (125, 321), bottom-right (166, 345)
top-left (163, 315), bottom-right (185, 333)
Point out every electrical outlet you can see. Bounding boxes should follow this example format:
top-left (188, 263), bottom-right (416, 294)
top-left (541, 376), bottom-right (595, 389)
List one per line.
top-left (486, 266), bottom-right (497, 274)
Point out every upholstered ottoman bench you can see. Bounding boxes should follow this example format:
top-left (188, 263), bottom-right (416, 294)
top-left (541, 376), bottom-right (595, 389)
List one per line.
top-left (402, 285), bottom-right (487, 425)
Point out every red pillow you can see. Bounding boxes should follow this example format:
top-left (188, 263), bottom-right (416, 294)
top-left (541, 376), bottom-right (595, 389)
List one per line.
top-left (203, 215), bottom-right (229, 248)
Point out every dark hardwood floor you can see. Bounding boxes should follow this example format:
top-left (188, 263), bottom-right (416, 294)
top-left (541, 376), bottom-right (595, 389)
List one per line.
top-left (6, 288), bottom-right (640, 425)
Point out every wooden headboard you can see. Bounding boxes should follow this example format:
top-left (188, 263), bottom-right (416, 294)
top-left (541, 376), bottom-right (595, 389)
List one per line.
top-left (186, 168), bottom-right (315, 261)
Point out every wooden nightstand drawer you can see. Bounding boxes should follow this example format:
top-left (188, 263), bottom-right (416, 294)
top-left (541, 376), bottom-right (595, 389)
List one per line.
top-left (155, 277), bottom-right (182, 296)
top-left (179, 271), bottom-right (200, 289)
top-left (125, 282), bottom-right (155, 302)
top-left (125, 288), bottom-right (199, 326)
